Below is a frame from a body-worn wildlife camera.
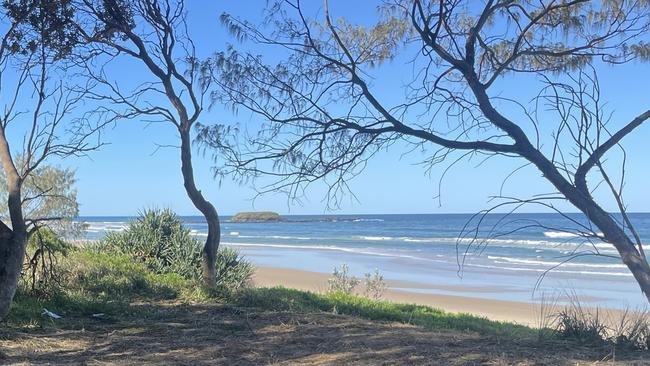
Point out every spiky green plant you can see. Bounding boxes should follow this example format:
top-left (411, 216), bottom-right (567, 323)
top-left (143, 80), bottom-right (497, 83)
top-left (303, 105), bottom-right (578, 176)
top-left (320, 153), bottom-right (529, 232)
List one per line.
top-left (102, 208), bottom-right (253, 290)
top-left (215, 247), bottom-right (254, 291)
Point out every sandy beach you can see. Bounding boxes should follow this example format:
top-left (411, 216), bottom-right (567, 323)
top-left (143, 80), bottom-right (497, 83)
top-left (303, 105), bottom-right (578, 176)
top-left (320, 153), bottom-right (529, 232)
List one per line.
top-left (253, 266), bottom-right (546, 325)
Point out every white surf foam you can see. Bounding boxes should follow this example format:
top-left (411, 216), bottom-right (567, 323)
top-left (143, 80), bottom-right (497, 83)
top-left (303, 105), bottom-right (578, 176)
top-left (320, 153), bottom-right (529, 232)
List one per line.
top-left (222, 241), bottom-right (446, 263)
top-left (487, 256), bottom-right (627, 269)
top-left (358, 236), bottom-right (394, 241)
top-left (543, 231), bottom-right (603, 239)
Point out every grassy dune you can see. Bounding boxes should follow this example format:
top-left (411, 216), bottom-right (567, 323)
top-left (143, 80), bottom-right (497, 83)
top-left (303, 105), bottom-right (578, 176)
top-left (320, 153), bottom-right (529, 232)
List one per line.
top-left (1, 250), bottom-right (648, 365)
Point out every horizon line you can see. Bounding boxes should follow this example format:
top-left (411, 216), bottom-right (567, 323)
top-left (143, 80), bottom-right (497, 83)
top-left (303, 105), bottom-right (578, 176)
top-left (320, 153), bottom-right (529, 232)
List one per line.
top-left (77, 211), bottom-right (650, 217)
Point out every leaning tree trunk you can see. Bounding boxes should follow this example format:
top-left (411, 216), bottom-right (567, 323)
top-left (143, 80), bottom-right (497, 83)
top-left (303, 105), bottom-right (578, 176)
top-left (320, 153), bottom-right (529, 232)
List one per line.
top-left (616, 244), bottom-right (650, 302)
top-left (0, 221), bottom-right (26, 321)
top-left (520, 146), bottom-right (650, 304)
top-left (179, 127), bottom-right (221, 286)
top-left (466, 77), bottom-right (650, 305)
top-left (581, 204), bottom-right (650, 303)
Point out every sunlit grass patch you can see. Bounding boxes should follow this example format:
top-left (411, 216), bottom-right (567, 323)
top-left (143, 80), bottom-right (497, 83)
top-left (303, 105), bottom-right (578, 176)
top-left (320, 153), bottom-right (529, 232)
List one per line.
top-left (235, 286), bottom-right (536, 339)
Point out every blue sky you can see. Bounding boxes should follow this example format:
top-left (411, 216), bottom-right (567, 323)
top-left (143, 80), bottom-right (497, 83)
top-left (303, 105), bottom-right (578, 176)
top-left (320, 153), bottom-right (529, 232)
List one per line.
top-left (66, 1), bottom-right (650, 216)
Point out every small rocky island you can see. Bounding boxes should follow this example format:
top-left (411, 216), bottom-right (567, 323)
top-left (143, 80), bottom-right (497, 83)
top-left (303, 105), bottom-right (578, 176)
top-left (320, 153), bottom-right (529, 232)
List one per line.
top-left (230, 212), bottom-right (282, 222)
top-left (229, 211), bottom-right (359, 223)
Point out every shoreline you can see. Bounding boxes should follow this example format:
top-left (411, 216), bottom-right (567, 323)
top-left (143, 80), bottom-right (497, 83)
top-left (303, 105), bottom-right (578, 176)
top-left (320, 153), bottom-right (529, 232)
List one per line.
top-left (76, 236), bottom-right (645, 321)
top-left (253, 266), bottom-right (546, 325)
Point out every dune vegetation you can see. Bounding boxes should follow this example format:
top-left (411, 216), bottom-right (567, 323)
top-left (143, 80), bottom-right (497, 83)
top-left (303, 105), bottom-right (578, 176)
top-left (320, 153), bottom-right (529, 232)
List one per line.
top-left (3, 255), bottom-right (650, 364)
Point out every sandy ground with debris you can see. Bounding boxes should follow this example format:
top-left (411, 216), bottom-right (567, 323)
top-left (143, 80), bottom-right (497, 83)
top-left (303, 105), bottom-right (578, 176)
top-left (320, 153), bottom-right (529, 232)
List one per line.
top-left (2, 302), bottom-right (647, 365)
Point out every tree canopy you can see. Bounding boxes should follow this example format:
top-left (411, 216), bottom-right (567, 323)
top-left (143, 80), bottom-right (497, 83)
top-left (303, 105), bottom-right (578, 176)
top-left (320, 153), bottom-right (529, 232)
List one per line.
top-left (200, 0), bottom-right (650, 302)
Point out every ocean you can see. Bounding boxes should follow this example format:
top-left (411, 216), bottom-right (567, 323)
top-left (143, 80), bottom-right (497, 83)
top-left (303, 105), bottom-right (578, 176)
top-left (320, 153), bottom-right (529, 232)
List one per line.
top-left (80, 213), bottom-right (650, 309)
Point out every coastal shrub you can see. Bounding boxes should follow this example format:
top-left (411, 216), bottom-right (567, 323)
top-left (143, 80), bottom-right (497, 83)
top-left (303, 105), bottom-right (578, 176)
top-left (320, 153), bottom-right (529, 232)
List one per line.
top-left (9, 250), bottom-right (188, 325)
top-left (9, 245), bottom-right (252, 325)
top-left (214, 247), bottom-right (255, 292)
top-left (21, 227), bottom-right (72, 298)
top-left (62, 250), bottom-right (182, 301)
top-left (554, 301), bottom-right (650, 351)
top-left (102, 208), bottom-right (253, 291)
top-left (610, 308), bottom-right (650, 351)
top-left (328, 264), bottom-right (359, 294)
top-left (102, 208), bottom-right (202, 280)
top-left (328, 265), bottom-right (388, 300)
top-left (363, 269), bottom-right (387, 300)
top-left (555, 306), bottom-right (607, 346)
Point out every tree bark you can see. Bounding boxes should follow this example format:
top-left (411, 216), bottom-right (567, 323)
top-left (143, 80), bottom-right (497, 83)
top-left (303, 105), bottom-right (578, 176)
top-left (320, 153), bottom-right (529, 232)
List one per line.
top-left (179, 127), bottom-right (220, 286)
top-left (0, 127), bottom-right (27, 321)
top-left (617, 246), bottom-right (650, 303)
top-left (0, 221), bottom-right (25, 321)
top-left (572, 199), bottom-right (650, 303)
top-left (519, 145), bottom-right (650, 304)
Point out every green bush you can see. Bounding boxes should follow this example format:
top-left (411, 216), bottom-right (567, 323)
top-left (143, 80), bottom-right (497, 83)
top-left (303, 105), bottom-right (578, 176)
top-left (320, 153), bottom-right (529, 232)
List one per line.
top-left (327, 264), bottom-right (359, 294)
top-left (21, 227), bottom-right (72, 297)
top-left (64, 250), bottom-right (183, 301)
top-left (555, 306), bottom-right (607, 346)
top-left (554, 301), bottom-right (650, 351)
top-left (9, 250), bottom-right (188, 326)
top-left (215, 246), bottom-right (254, 291)
top-left (28, 227), bottom-right (71, 255)
top-left (102, 208), bottom-right (254, 291)
top-left (102, 209), bottom-right (202, 280)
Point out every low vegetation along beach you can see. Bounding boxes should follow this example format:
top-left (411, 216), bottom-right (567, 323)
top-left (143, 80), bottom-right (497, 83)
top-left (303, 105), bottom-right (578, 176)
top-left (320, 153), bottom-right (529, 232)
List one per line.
top-left (2, 0), bottom-right (650, 365)
top-left (3, 260), bottom-right (650, 365)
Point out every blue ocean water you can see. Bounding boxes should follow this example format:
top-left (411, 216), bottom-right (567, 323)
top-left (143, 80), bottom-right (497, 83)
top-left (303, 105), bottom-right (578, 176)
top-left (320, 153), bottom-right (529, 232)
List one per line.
top-left (80, 213), bottom-right (650, 308)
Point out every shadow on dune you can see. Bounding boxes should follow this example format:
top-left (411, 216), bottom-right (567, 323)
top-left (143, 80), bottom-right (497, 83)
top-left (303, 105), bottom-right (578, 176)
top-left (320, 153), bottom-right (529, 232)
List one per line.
top-left (1, 302), bottom-right (646, 365)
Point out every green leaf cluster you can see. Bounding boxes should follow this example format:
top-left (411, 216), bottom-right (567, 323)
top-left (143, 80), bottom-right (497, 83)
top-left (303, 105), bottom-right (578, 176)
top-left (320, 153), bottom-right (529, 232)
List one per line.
top-left (103, 208), bottom-right (254, 291)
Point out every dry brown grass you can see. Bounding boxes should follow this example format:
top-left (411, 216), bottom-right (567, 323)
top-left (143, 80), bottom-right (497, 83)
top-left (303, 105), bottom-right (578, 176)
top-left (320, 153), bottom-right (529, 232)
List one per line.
top-left (2, 302), bottom-right (649, 365)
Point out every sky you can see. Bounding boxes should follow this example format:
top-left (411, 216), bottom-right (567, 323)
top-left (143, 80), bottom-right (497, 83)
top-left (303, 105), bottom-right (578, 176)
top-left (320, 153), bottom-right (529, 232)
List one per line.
top-left (48, 1), bottom-right (650, 216)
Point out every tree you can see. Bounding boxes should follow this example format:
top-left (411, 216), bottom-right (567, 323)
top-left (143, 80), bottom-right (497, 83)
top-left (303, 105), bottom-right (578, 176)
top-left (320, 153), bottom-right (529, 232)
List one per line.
top-left (0, 0), bottom-right (105, 320)
top-left (203, 0), bottom-right (650, 303)
top-left (74, 0), bottom-right (223, 285)
top-left (0, 163), bottom-right (79, 298)
top-left (0, 162), bottom-right (80, 235)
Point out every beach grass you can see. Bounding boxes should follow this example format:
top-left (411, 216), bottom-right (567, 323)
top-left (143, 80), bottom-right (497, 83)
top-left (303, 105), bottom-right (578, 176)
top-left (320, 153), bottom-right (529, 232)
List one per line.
top-left (3, 247), bottom-right (649, 364)
top-left (7, 250), bottom-right (212, 327)
top-left (8, 249), bottom-right (532, 341)
top-left (8, 253), bottom-right (532, 340)
top-left (235, 287), bottom-right (536, 339)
